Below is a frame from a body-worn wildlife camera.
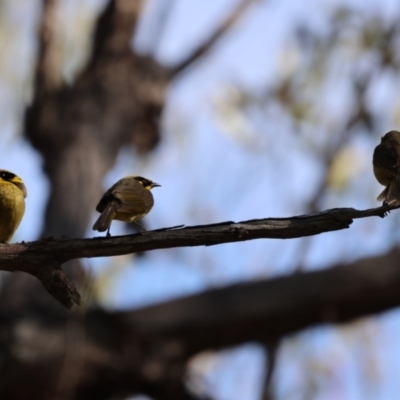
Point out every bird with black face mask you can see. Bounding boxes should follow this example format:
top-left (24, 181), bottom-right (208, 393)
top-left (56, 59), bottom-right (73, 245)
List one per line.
top-left (0, 169), bottom-right (27, 243)
top-left (373, 130), bottom-right (400, 205)
top-left (93, 176), bottom-right (160, 236)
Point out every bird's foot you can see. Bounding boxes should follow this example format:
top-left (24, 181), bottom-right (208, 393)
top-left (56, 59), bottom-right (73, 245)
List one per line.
top-left (382, 201), bottom-right (391, 217)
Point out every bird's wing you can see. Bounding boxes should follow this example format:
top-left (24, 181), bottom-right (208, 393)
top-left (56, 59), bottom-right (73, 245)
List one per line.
top-left (373, 141), bottom-right (400, 175)
top-left (112, 182), bottom-right (152, 214)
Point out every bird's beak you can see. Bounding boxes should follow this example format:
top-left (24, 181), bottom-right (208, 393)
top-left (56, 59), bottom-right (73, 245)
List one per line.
top-left (151, 182), bottom-right (161, 188)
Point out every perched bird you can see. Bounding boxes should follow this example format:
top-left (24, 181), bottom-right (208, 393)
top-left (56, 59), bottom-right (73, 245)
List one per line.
top-left (0, 169), bottom-right (27, 243)
top-left (373, 130), bottom-right (400, 205)
top-left (93, 176), bottom-right (160, 236)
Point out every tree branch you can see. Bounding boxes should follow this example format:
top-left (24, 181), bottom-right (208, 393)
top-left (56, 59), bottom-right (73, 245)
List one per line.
top-left (170, 0), bottom-right (255, 77)
top-left (3, 246), bottom-right (400, 399)
top-left (128, 246), bottom-right (400, 350)
top-left (1, 204), bottom-right (395, 308)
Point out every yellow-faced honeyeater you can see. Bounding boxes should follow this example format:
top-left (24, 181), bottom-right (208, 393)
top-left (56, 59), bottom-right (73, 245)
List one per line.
top-left (93, 176), bottom-right (160, 236)
top-left (373, 130), bottom-right (400, 205)
top-left (0, 169), bottom-right (27, 243)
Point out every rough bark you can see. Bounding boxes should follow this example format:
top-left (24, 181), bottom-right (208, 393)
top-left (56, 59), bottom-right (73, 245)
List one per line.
top-left (0, 205), bottom-right (395, 307)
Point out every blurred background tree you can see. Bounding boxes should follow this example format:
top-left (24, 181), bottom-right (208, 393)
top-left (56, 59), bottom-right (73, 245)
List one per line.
top-left (0, 0), bottom-right (400, 399)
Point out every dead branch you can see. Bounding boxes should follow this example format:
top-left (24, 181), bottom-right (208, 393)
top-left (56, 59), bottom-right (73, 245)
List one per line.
top-left (170, 0), bottom-right (255, 77)
top-left (132, 245), bottom-right (400, 350)
top-left (0, 204), bottom-right (396, 308)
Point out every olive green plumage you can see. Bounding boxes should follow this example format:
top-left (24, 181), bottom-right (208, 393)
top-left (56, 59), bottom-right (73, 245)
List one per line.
top-left (92, 176), bottom-right (160, 236)
top-left (0, 169), bottom-right (27, 243)
top-left (373, 130), bottom-right (400, 205)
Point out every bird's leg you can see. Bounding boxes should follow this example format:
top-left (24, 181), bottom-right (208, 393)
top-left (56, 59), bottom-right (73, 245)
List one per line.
top-left (106, 227), bottom-right (111, 237)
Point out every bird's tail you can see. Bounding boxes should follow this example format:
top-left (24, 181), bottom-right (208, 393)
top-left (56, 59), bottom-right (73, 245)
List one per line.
top-left (377, 177), bottom-right (400, 205)
top-left (92, 203), bottom-right (116, 232)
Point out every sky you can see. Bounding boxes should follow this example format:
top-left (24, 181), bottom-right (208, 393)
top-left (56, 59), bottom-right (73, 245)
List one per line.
top-left (1, 0), bottom-right (400, 399)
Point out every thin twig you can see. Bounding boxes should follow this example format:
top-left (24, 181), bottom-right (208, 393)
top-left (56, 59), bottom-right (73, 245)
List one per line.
top-left (170, 0), bottom-right (255, 77)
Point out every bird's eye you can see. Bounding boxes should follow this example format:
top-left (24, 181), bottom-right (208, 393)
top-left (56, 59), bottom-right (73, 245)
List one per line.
top-left (0, 172), bottom-right (15, 181)
top-left (135, 177), bottom-right (146, 186)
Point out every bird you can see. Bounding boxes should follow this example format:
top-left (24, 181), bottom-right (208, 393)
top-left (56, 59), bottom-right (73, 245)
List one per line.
top-left (373, 130), bottom-right (400, 205)
top-left (0, 169), bottom-right (27, 243)
top-left (93, 176), bottom-right (160, 236)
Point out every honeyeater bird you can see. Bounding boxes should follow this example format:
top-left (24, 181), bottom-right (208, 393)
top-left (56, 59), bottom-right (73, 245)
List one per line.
top-left (0, 169), bottom-right (27, 243)
top-left (373, 130), bottom-right (400, 205)
top-left (92, 176), bottom-right (160, 236)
